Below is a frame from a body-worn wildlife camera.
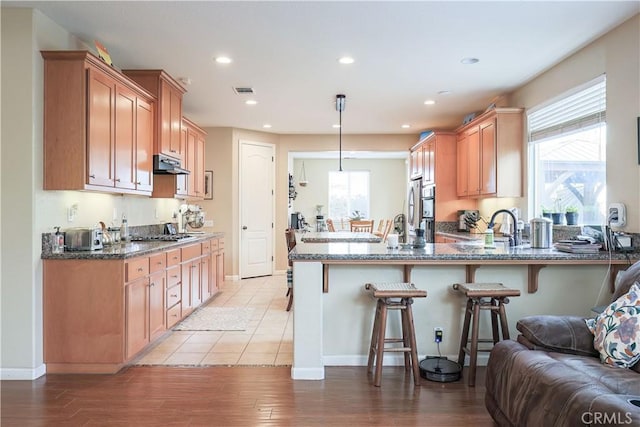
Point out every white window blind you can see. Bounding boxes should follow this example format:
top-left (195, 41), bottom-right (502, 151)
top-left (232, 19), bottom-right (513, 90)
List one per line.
top-left (528, 75), bottom-right (606, 142)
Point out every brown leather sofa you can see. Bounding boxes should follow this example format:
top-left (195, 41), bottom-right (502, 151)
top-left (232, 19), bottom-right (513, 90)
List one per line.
top-left (485, 261), bottom-right (640, 427)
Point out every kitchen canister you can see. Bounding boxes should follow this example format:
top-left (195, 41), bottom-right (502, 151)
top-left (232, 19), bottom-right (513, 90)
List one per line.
top-left (530, 217), bottom-right (553, 248)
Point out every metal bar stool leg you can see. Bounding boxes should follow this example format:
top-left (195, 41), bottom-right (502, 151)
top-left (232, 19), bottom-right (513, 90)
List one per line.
top-left (457, 298), bottom-right (473, 367)
top-left (373, 300), bottom-right (389, 387)
top-left (468, 299), bottom-right (481, 387)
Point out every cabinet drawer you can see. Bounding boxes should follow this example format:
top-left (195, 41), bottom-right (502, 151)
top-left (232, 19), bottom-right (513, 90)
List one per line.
top-left (181, 243), bottom-right (201, 261)
top-left (166, 249), bottom-right (181, 267)
top-left (126, 257), bottom-right (149, 282)
top-left (166, 265), bottom-right (181, 287)
top-left (166, 283), bottom-right (181, 308)
top-left (149, 253), bottom-right (166, 273)
top-left (218, 238), bottom-right (225, 250)
top-left (202, 240), bottom-right (211, 254)
top-left (166, 303), bottom-right (182, 328)
top-left (210, 239), bottom-right (219, 251)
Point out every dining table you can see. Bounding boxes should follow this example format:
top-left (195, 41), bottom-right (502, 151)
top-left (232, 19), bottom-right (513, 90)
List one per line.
top-left (299, 231), bottom-right (382, 243)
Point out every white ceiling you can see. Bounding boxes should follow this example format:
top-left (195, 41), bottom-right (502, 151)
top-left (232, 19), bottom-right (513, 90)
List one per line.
top-left (7, 1), bottom-right (639, 136)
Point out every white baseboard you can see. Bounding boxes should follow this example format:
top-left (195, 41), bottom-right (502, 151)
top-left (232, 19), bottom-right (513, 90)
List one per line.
top-left (1, 364), bottom-right (46, 380)
top-left (224, 274), bottom-right (239, 281)
top-left (291, 366), bottom-right (325, 380)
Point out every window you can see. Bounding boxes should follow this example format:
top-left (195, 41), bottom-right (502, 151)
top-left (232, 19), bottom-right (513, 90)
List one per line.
top-left (528, 76), bottom-right (606, 225)
top-left (328, 171), bottom-right (370, 227)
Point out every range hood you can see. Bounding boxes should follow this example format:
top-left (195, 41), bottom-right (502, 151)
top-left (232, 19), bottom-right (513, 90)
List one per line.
top-left (153, 154), bottom-right (190, 175)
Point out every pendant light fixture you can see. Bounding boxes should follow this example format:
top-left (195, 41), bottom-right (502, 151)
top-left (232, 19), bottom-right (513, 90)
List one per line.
top-left (298, 161), bottom-right (308, 187)
top-left (336, 94), bottom-right (346, 171)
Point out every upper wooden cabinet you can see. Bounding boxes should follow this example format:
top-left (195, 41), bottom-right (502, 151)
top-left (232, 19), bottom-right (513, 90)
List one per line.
top-left (122, 69), bottom-right (186, 161)
top-left (151, 117), bottom-right (206, 199)
top-left (409, 146), bottom-right (423, 180)
top-left (455, 108), bottom-right (524, 198)
top-left (42, 51), bottom-right (155, 196)
top-left (410, 131), bottom-right (477, 221)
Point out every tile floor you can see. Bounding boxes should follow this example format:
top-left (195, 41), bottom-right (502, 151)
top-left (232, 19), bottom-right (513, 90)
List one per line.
top-left (133, 274), bottom-right (292, 367)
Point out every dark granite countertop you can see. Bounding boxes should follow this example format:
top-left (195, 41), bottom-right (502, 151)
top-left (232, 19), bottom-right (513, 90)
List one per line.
top-left (41, 232), bottom-right (224, 260)
top-left (289, 241), bottom-right (639, 263)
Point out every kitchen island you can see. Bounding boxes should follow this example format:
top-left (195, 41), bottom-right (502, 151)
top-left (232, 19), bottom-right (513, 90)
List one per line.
top-left (288, 241), bottom-right (638, 380)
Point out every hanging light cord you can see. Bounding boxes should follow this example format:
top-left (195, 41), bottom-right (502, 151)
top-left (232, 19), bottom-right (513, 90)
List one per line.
top-left (336, 94), bottom-right (346, 172)
top-left (339, 107), bottom-right (343, 171)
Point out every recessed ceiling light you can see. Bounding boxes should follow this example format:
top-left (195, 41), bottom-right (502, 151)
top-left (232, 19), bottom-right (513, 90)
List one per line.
top-left (461, 57), bottom-right (479, 65)
top-left (245, 100), bottom-right (258, 105)
top-left (215, 56), bottom-right (232, 64)
top-left (263, 124), bottom-right (272, 129)
top-left (424, 100), bottom-right (436, 105)
top-left (438, 90), bottom-right (452, 95)
top-left (401, 124), bottom-right (411, 129)
top-left (338, 56), bottom-right (355, 64)
top-left (332, 124), bottom-right (341, 128)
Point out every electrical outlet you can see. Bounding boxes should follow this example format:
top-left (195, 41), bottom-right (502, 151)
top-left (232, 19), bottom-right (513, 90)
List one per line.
top-left (434, 327), bottom-right (443, 343)
top-left (67, 203), bottom-right (78, 222)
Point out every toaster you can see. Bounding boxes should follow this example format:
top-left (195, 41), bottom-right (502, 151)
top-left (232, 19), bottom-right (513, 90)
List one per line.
top-left (64, 227), bottom-right (104, 251)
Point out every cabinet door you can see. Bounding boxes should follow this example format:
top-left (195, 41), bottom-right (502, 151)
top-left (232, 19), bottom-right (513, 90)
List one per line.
top-left (149, 270), bottom-right (166, 341)
top-left (190, 259), bottom-right (202, 308)
top-left (423, 139), bottom-right (435, 184)
top-left (467, 127), bottom-right (481, 196)
top-left (456, 133), bottom-right (469, 197)
top-left (186, 128), bottom-right (197, 197)
top-left (175, 125), bottom-right (189, 196)
top-left (114, 85), bottom-right (136, 190)
top-left (479, 119), bottom-right (497, 195)
top-left (210, 250), bottom-right (218, 295)
top-left (159, 80), bottom-right (174, 158)
top-left (409, 148), bottom-right (422, 179)
top-left (125, 277), bottom-right (149, 359)
top-left (194, 133), bottom-right (206, 198)
top-left (169, 86), bottom-right (183, 158)
top-left (201, 255), bottom-right (211, 302)
top-left (135, 97), bottom-right (154, 192)
top-left (216, 250), bottom-right (224, 290)
top-left (87, 68), bottom-right (116, 188)
top-left (181, 261), bottom-right (193, 315)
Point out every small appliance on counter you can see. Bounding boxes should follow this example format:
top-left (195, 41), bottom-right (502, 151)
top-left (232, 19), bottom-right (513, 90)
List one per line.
top-left (177, 204), bottom-right (205, 233)
top-left (64, 227), bottom-right (103, 251)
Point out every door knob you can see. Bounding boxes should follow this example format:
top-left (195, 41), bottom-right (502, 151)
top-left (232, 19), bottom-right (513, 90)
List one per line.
top-left (242, 226), bottom-right (248, 230)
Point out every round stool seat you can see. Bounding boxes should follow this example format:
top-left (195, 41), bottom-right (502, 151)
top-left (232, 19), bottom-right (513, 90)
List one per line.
top-left (453, 282), bottom-right (520, 298)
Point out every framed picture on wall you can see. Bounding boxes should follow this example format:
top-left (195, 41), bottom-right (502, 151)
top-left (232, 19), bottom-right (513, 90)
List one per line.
top-left (205, 170), bottom-right (213, 200)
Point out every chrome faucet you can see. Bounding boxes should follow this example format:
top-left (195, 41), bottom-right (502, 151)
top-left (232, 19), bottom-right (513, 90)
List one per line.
top-left (488, 209), bottom-right (521, 247)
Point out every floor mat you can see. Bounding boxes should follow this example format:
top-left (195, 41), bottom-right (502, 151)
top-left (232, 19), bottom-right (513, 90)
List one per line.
top-left (172, 307), bottom-right (255, 331)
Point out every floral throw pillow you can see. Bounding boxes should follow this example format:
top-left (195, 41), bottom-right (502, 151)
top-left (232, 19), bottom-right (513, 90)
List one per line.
top-left (585, 282), bottom-right (640, 368)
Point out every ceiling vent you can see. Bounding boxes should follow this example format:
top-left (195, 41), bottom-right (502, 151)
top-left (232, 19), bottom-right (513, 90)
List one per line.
top-left (233, 87), bottom-right (255, 95)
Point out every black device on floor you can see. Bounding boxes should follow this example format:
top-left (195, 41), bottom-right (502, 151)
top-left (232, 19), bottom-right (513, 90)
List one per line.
top-left (419, 356), bottom-right (462, 383)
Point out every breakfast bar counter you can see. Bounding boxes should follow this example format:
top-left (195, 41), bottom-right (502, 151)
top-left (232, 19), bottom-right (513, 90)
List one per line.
top-left (288, 241), bottom-right (638, 380)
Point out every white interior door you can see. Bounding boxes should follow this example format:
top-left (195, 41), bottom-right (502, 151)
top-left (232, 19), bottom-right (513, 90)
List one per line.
top-left (240, 141), bottom-right (274, 279)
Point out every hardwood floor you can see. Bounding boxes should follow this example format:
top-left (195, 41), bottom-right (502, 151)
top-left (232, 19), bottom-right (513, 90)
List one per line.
top-left (1, 366), bottom-right (494, 426)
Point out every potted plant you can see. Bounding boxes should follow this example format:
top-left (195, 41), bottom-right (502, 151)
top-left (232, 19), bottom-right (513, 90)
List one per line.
top-left (551, 199), bottom-right (564, 225)
top-left (541, 205), bottom-right (552, 220)
top-left (565, 206), bottom-right (579, 226)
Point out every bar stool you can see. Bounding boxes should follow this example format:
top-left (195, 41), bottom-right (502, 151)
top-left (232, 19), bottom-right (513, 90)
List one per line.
top-left (453, 282), bottom-right (520, 386)
top-left (365, 282), bottom-right (427, 387)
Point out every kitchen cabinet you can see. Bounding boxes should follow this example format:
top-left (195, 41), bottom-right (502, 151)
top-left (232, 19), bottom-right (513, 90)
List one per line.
top-left (151, 117), bottom-right (206, 199)
top-left (409, 146), bottom-right (422, 180)
top-left (409, 131), bottom-right (477, 221)
top-left (122, 69), bottom-right (186, 161)
top-left (216, 238), bottom-right (225, 290)
top-left (42, 51), bottom-right (155, 196)
top-left (456, 108), bottom-right (523, 198)
top-left (43, 236), bottom-right (223, 373)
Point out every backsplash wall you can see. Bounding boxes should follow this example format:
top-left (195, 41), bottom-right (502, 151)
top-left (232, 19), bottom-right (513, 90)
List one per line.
top-left (36, 190), bottom-right (182, 235)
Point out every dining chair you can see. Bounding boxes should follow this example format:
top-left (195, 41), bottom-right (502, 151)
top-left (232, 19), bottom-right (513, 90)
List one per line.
top-left (376, 220), bottom-right (385, 234)
top-left (285, 228), bottom-right (296, 311)
top-left (350, 219), bottom-right (374, 233)
top-left (326, 218), bottom-right (336, 232)
top-left (381, 219), bottom-right (393, 241)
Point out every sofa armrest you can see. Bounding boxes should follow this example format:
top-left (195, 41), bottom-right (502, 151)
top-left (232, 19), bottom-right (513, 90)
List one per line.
top-left (516, 315), bottom-right (599, 357)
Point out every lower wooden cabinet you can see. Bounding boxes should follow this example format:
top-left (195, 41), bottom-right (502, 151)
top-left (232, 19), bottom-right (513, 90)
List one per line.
top-left (43, 237), bottom-right (224, 374)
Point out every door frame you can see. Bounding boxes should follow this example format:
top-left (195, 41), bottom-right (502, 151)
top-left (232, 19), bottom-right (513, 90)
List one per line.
top-left (238, 140), bottom-right (276, 279)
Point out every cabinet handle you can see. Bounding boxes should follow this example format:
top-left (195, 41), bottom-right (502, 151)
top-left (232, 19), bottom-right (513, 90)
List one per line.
top-left (156, 261), bottom-right (163, 265)
top-left (170, 293), bottom-right (178, 298)
top-left (150, 282), bottom-right (155, 287)
top-left (136, 181), bottom-right (141, 185)
top-left (171, 313), bottom-right (178, 317)
top-left (171, 275), bottom-right (178, 278)
top-left (170, 149), bottom-right (177, 153)
top-left (192, 265), bottom-right (198, 269)
top-left (115, 178), bottom-right (121, 182)
top-left (172, 256), bottom-right (179, 260)
top-left (89, 174), bottom-right (95, 178)
top-left (137, 267), bottom-right (143, 272)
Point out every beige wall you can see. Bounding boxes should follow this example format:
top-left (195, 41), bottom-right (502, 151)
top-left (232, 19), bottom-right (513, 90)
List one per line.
top-left (486, 14), bottom-right (640, 230)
